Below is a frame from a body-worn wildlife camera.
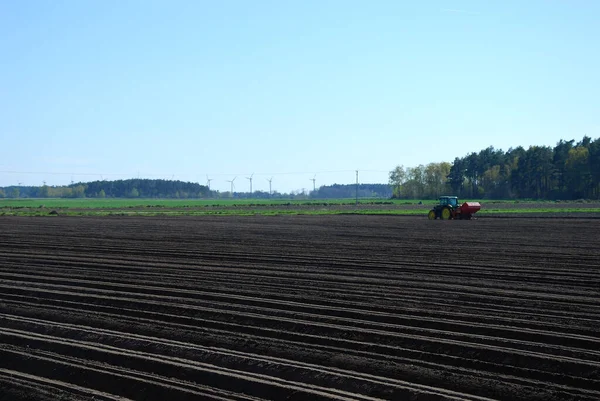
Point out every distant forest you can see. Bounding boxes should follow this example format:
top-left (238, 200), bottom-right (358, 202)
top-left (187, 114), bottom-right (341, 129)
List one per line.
top-left (0, 179), bottom-right (210, 199)
top-left (0, 179), bottom-right (390, 200)
top-left (311, 184), bottom-right (392, 199)
top-left (389, 136), bottom-right (600, 200)
top-left (2, 136), bottom-right (599, 200)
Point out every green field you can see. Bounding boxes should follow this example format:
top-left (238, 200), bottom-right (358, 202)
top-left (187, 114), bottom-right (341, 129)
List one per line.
top-left (1, 197), bottom-right (599, 217)
top-left (0, 197), bottom-right (567, 208)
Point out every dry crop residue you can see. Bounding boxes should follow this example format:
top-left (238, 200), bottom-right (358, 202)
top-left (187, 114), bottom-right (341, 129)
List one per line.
top-left (0, 215), bottom-right (599, 401)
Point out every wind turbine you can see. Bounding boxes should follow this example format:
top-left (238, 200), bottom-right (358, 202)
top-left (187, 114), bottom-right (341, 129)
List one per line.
top-left (266, 177), bottom-right (273, 196)
top-left (227, 176), bottom-right (237, 197)
top-left (246, 173), bottom-right (254, 195)
top-left (310, 174), bottom-right (316, 192)
top-left (206, 175), bottom-right (213, 190)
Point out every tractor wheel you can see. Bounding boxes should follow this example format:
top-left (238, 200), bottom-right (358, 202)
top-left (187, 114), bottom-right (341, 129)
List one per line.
top-left (441, 207), bottom-right (452, 220)
top-left (428, 210), bottom-right (436, 220)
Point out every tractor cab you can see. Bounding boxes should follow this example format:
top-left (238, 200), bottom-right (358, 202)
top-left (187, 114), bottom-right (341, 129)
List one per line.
top-left (439, 196), bottom-right (458, 208)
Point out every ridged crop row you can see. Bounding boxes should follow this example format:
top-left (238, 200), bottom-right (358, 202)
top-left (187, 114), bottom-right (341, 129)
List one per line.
top-left (0, 215), bottom-right (599, 400)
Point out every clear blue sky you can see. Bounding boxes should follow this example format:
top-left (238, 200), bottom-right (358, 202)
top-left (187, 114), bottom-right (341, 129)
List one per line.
top-left (1, 0), bottom-right (599, 193)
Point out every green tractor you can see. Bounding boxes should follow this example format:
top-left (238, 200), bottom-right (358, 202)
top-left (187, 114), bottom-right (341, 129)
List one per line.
top-left (428, 196), bottom-right (481, 220)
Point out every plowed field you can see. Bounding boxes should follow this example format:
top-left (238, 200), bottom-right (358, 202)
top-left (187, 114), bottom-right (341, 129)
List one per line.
top-left (0, 216), bottom-right (599, 401)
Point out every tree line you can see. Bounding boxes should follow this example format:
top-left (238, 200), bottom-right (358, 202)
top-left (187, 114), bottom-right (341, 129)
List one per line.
top-left (389, 136), bottom-right (600, 200)
top-left (0, 179), bottom-right (210, 199)
top-left (389, 163), bottom-right (451, 199)
top-left (0, 180), bottom-right (393, 200)
top-left (2, 136), bottom-right (599, 201)
top-left (311, 184), bottom-right (392, 199)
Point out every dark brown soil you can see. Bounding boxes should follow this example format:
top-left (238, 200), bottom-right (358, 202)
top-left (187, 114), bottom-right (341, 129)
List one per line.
top-left (0, 215), bottom-right (599, 400)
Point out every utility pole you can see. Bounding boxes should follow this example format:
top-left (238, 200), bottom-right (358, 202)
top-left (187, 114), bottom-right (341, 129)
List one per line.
top-left (355, 170), bottom-right (359, 206)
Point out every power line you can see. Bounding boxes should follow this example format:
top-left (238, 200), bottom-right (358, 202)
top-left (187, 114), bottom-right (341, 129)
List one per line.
top-left (0, 170), bottom-right (128, 176)
top-left (0, 169), bottom-right (391, 190)
top-left (0, 169), bottom-right (383, 178)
